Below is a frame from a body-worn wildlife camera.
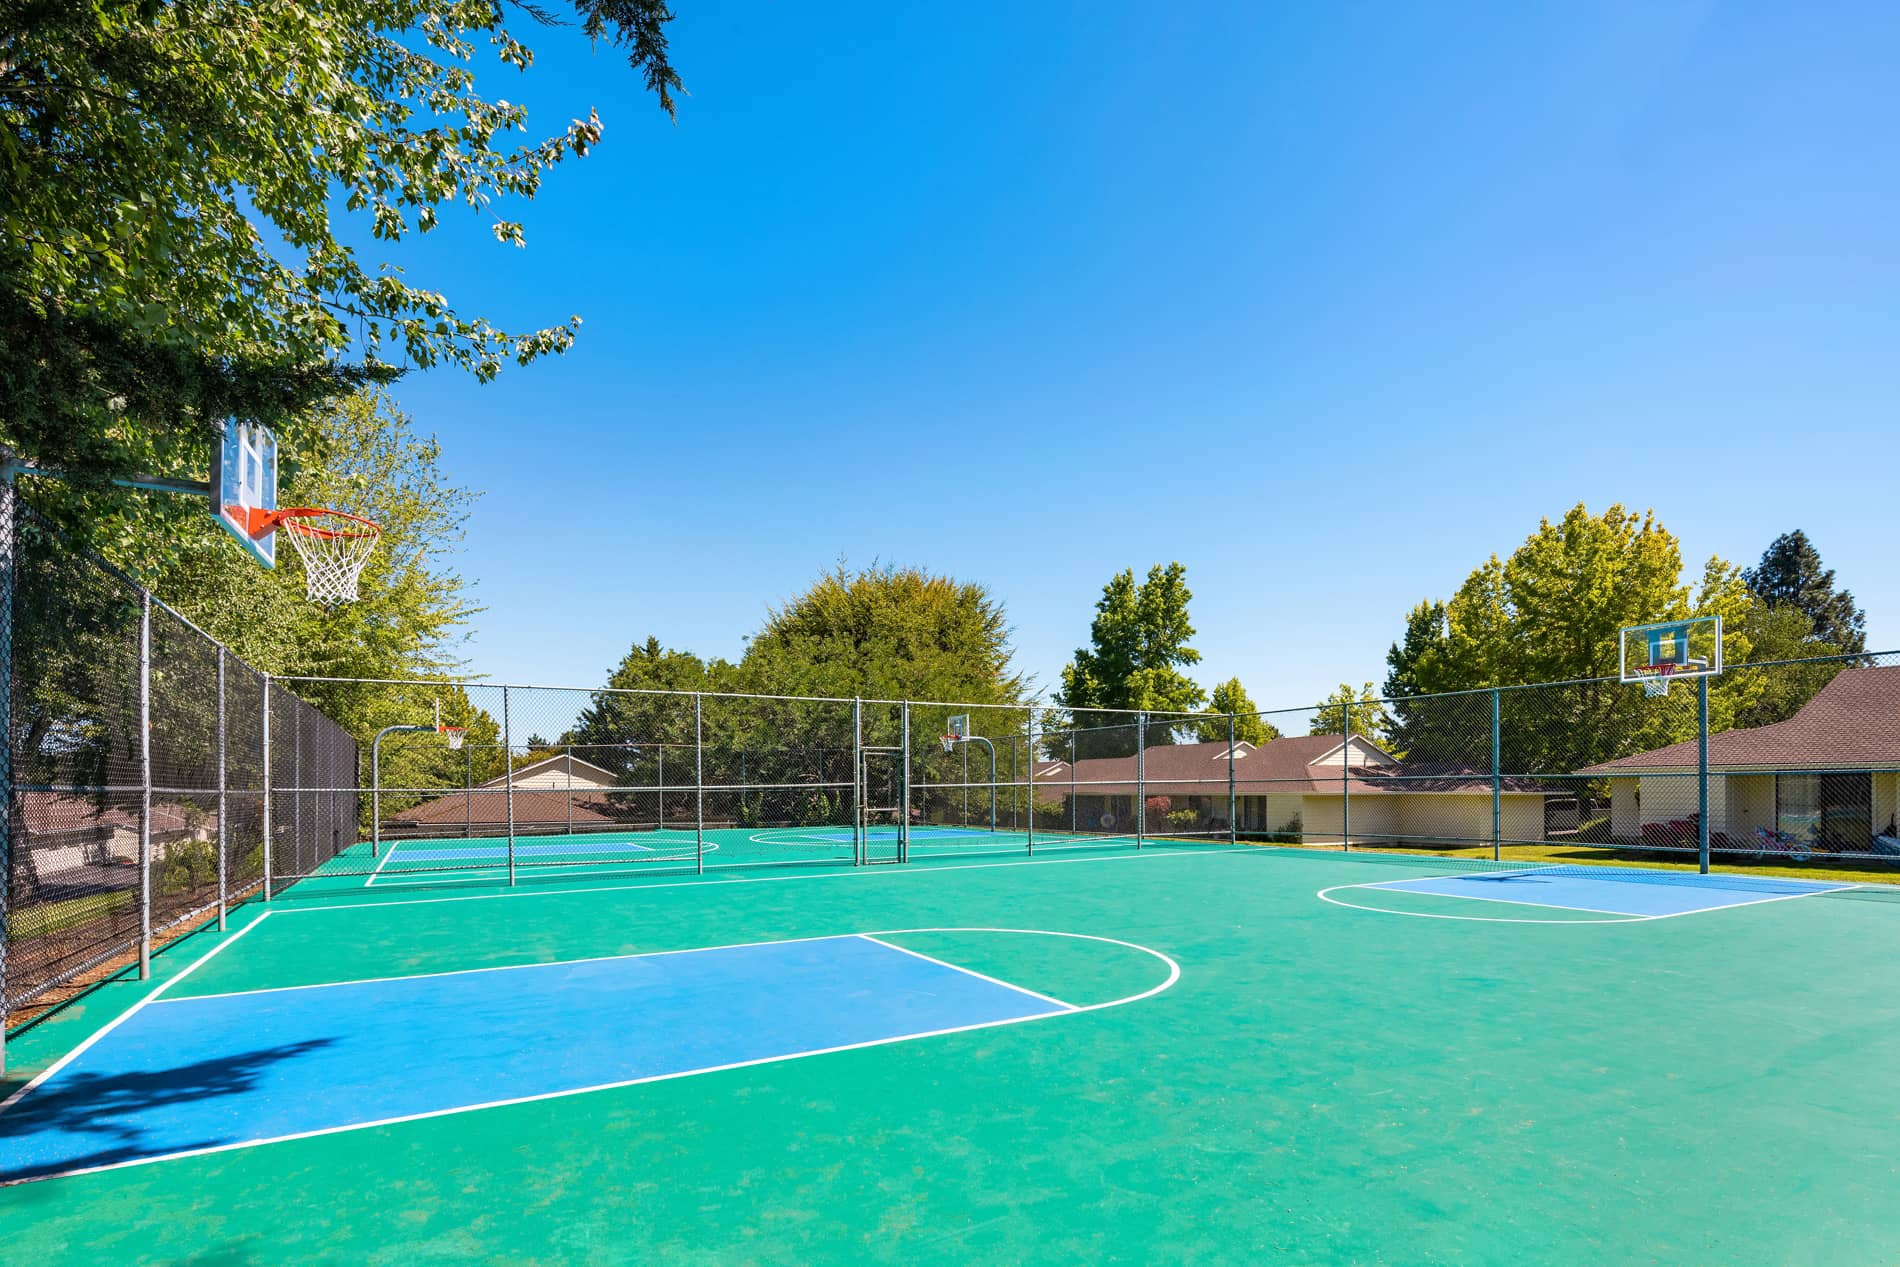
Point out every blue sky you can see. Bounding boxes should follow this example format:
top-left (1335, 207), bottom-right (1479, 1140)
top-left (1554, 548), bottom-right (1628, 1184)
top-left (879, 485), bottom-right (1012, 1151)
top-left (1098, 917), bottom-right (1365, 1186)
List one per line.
top-left (369, 1), bottom-right (1898, 708)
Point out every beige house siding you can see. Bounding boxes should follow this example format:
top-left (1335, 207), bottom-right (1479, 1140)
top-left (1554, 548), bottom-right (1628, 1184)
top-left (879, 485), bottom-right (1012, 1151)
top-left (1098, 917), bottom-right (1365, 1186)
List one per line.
top-left (1609, 770), bottom-right (1889, 843)
top-left (1299, 791), bottom-right (1541, 848)
top-left (1637, 774), bottom-right (1701, 827)
top-left (1721, 774), bottom-right (1776, 839)
top-left (511, 767), bottom-right (613, 790)
top-left (1609, 777), bottom-right (1640, 838)
top-left (1305, 737), bottom-right (1398, 771)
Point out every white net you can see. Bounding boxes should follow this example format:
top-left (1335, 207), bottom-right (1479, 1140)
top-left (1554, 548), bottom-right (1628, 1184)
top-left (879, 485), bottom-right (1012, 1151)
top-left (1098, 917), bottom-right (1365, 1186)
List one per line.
top-left (280, 510), bottom-right (381, 604)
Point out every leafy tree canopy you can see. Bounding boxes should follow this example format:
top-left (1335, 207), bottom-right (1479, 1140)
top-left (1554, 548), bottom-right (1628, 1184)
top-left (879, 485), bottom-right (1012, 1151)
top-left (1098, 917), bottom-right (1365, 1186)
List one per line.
top-left (3, 0), bottom-right (681, 543)
top-left (1386, 504), bottom-right (1752, 694)
top-left (740, 563), bottom-right (1026, 704)
top-left (1379, 504), bottom-right (1757, 769)
top-left (565, 636), bottom-right (736, 772)
top-left (1195, 677), bottom-right (1280, 745)
top-left (1056, 563), bottom-right (1205, 717)
top-left (1741, 530), bottom-right (1867, 655)
top-left (1309, 682), bottom-right (1392, 744)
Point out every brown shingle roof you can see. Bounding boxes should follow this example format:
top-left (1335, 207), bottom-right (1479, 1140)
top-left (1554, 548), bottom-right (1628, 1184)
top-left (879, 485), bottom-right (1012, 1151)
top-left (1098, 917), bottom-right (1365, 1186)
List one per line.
top-left (1579, 665), bottom-right (1900, 774)
top-left (388, 789), bottom-right (639, 828)
top-left (1054, 736), bottom-right (1529, 797)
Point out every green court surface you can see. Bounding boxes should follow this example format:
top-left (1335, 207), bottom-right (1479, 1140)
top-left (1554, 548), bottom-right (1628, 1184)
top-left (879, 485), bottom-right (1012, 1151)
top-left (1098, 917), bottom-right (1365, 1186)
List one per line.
top-left (5, 845), bottom-right (1899, 1264)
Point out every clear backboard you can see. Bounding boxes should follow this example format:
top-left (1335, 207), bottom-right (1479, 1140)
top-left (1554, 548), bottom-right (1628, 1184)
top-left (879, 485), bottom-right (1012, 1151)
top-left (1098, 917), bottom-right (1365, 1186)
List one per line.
top-left (1620, 616), bottom-right (1722, 695)
top-left (216, 421), bottom-right (278, 568)
top-left (946, 714), bottom-right (970, 740)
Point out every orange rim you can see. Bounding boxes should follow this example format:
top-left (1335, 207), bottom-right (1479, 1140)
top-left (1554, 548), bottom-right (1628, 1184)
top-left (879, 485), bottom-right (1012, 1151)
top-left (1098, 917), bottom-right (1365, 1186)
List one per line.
top-left (264, 507), bottom-right (381, 540)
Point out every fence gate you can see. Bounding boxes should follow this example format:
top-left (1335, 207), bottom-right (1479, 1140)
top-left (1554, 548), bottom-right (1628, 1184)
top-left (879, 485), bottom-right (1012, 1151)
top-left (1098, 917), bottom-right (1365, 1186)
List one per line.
top-left (858, 747), bottom-right (906, 865)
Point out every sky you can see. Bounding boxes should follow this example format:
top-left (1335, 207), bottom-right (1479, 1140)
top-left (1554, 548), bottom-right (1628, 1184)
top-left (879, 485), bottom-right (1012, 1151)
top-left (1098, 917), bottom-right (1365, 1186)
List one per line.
top-left (359, 1), bottom-right (1899, 709)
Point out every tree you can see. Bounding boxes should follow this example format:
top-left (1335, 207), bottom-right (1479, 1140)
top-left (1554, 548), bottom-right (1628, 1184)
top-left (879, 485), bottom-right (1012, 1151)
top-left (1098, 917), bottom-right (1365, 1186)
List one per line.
top-left (1309, 683), bottom-right (1392, 744)
top-left (1195, 677), bottom-right (1280, 745)
top-left (1741, 531), bottom-right (1867, 655)
top-left (565, 637), bottom-right (735, 777)
top-left (4, 0), bottom-right (682, 551)
top-left (740, 563), bottom-right (1026, 705)
top-left (1376, 504), bottom-right (1757, 770)
top-left (1054, 563), bottom-right (1205, 758)
top-left (1724, 601), bottom-right (1850, 731)
top-left (1056, 561), bottom-right (1204, 711)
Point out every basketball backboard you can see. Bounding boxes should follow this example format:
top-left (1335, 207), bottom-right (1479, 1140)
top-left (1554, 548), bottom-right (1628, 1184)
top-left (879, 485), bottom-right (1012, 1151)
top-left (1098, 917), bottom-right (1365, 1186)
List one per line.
top-left (216, 421), bottom-right (278, 567)
top-left (946, 714), bottom-right (970, 740)
top-left (1620, 616), bottom-right (1722, 693)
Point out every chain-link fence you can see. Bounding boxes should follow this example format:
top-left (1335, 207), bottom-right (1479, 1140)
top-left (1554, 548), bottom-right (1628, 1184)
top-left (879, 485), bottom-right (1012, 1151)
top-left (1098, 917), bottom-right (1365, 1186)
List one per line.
top-left (12, 482), bottom-right (1900, 1060)
top-left (2, 497), bottom-right (359, 1045)
top-left (247, 647), bottom-right (1900, 885)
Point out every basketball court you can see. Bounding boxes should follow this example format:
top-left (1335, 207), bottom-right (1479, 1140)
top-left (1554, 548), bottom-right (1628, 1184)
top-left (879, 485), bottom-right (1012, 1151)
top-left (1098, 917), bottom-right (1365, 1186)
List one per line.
top-left (5, 842), bottom-right (1898, 1264)
top-left (5, 432), bottom-right (1898, 1263)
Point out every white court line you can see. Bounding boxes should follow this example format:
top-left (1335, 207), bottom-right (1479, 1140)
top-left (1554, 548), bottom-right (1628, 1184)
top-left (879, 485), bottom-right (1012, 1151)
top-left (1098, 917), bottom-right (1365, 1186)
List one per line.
top-left (159, 931), bottom-right (877, 1004)
top-left (1360, 877), bottom-right (1656, 915)
top-left (363, 838), bottom-right (698, 888)
top-left (274, 842), bottom-right (1244, 917)
top-left (1316, 884), bottom-right (1641, 925)
top-left (1, 928), bottom-right (1179, 1186)
top-left (1319, 877), bottom-right (1855, 924)
top-left (856, 934), bottom-right (1076, 1011)
top-left (362, 840), bottom-right (404, 887)
top-left (0, 909), bottom-right (276, 1115)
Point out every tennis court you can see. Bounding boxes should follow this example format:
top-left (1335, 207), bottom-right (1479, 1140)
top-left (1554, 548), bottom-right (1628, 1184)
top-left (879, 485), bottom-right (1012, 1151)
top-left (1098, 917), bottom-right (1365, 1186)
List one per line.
top-left (5, 841), bottom-right (1898, 1264)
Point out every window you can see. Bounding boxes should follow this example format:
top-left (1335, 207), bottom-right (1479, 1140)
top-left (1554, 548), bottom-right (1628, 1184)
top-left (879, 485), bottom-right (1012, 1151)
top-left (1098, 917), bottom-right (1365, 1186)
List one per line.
top-left (1776, 773), bottom-right (1872, 850)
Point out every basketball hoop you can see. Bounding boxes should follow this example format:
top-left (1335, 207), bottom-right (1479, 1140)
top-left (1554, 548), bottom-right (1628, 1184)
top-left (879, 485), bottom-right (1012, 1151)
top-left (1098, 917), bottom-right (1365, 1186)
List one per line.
top-left (941, 734), bottom-right (958, 755)
top-left (270, 507), bottom-right (381, 604)
top-left (441, 726), bottom-right (467, 750)
top-left (1642, 663), bottom-right (1678, 698)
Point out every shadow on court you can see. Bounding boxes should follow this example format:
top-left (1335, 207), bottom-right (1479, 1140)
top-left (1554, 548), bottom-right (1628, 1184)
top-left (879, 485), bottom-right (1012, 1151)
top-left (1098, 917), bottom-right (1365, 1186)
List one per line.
top-left (0, 1038), bottom-right (337, 1183)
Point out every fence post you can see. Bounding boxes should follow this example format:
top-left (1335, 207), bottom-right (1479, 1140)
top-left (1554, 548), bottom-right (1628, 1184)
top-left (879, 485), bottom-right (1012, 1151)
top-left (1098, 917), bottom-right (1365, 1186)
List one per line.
top-left (900, 702), bottom-right (911, 863)
top-left (1491, 687), bottom-right (1502, 862)
top-left (293, 704), bottom-right (303, 878)
top-left (961, 737), bottom-right (969, 828)
top-left (217, 647), bottom-right (227, 931)
top-left (1228, 714), bottom-right (1238, 846)
top-left (1069, 730), bottom-right (1076, 834)
top-left (138, 591), bottom-right (152, 979)
top-left (261, 673), bottom-right (272, 901)
top-left (1135, 712), bottom-right (1146, 850)
top-left (1025, 709), bottom-right (1036, 857)
top-left (694, 692), bottom-right (705, 876)
top-left (1698, 675), bottom-right (1711, 875)
top-left (0, 468), bottom-right (12, 1075)
top-left (503, 685), bottom-right (516, 887)
top-left (657, 742), bottom-right (664, 835)
top-left (1340, 705), bottom-right (1351, 852)
top-left (851, 698), bottom-right (862, 866)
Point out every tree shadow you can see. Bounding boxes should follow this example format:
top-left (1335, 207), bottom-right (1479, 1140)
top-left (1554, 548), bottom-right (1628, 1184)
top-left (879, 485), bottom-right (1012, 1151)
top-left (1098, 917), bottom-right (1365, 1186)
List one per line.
top-left (1, 1037), bottom-right (337, 1183)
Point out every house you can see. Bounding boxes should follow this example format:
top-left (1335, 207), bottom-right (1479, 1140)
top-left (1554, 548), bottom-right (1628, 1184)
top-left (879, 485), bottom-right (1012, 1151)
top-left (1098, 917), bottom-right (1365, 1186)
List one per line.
top-left (17, 793), bottom-right (205, 898)
top-left (1578, 665), bottom-right (1900, 850)
top-left (1033, 735), bottom-right (1547, 848)
top-left (382, 752), bottom-right (636, 838)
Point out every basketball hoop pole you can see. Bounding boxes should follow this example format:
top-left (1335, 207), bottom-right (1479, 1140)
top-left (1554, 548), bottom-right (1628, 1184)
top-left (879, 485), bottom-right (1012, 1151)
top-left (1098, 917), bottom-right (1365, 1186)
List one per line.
top-left (370, 723), bottom-right (439, 857)
top-left (943, 733), bottom-right (998, 832)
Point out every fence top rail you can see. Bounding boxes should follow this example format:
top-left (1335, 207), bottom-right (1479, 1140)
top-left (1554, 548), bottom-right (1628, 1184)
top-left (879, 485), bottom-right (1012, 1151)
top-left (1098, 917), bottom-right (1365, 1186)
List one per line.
top-left (271, 647), bottom-right (1900, 728)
